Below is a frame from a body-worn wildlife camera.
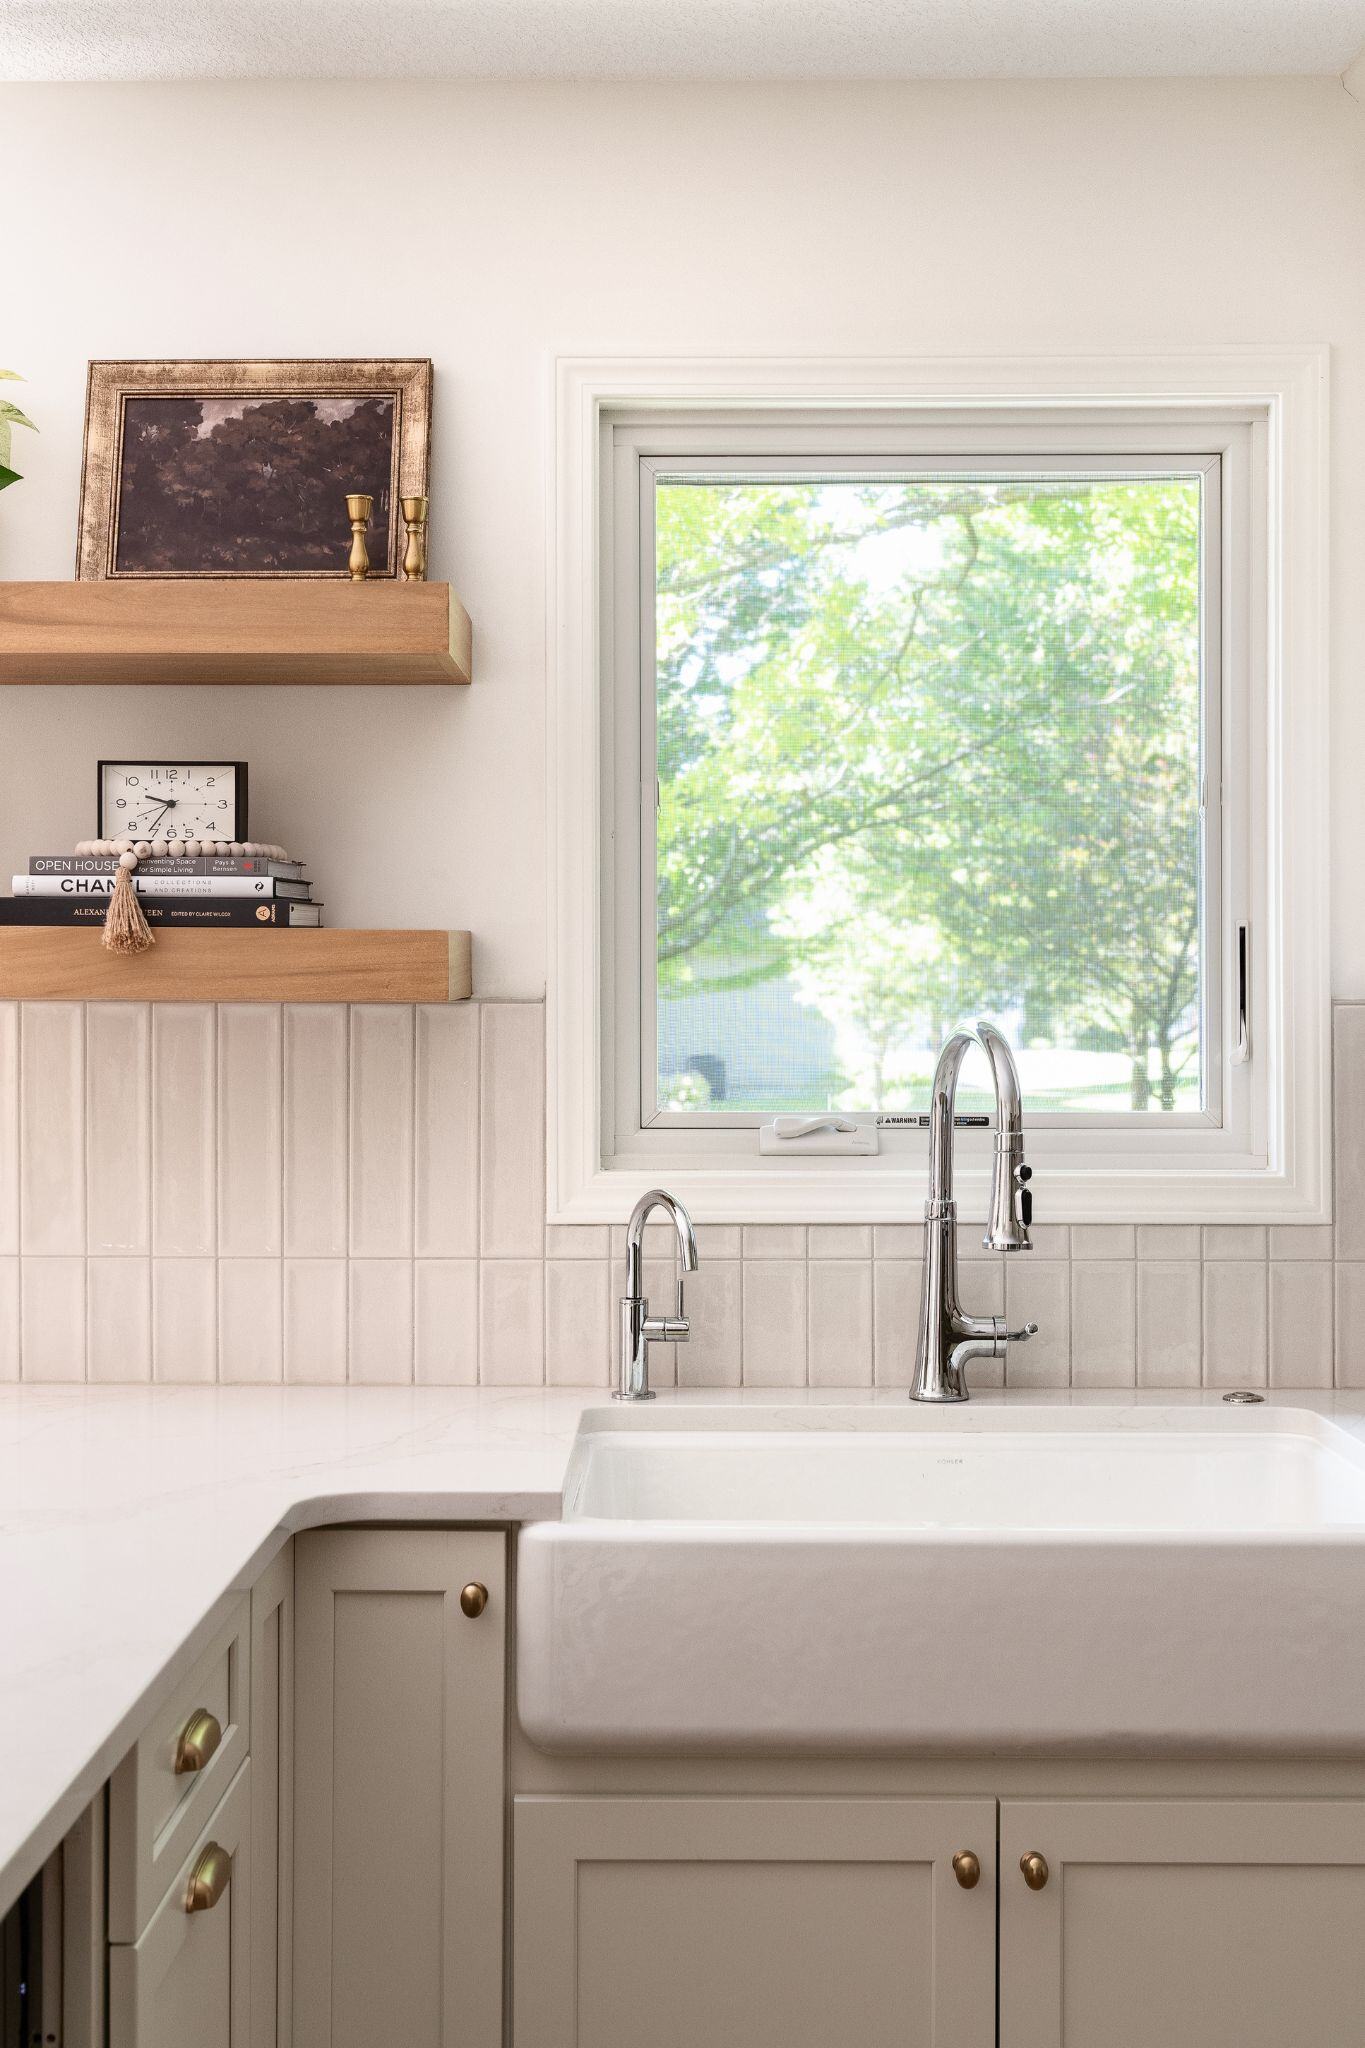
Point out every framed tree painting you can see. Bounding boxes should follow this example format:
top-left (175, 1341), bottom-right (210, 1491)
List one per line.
top-left (75, 358), bottom-right (431, 578)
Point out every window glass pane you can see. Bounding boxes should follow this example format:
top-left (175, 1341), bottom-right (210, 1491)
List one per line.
top-left (653, 472), bottom-right (1204, 1118)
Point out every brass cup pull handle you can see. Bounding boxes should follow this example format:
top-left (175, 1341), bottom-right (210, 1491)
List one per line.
top-left (184, 1842), bottom-right (232, 1915)
top-left (459, 1582), bottom-right (489, 1618)
top-left (174, 1709), bottom-right (222, 1776)
top-left (952, 1850), bottom-right (981, 1890)
top-left (1020, 1852), bottom-right (1050, 1891)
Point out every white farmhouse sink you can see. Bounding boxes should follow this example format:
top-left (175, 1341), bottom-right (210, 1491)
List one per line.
top-left (516, 1405), bottom-right (1365, 1756)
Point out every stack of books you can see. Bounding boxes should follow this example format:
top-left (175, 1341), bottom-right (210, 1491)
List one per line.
top-left (0, 852), bottom-right (323, 928)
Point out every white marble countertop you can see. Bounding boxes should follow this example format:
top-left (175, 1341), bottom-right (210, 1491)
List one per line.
top-left (5, 1382), bottom-right (1365, 1916)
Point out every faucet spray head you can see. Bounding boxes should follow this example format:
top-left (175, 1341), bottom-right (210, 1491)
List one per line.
top-left (984, 1137), bottom-right (1032, 1252)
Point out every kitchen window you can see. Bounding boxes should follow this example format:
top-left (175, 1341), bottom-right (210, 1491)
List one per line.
top-left (549, 360), bottom-right (1328, 1221)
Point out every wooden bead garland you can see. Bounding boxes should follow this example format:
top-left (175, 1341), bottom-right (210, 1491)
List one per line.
top-left (74, 838), bottom-right (295, 956)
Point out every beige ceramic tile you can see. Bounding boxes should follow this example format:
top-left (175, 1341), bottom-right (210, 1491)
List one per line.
top-left (544, 1225), bottom-right (610, 1260)
top-left (1135, 1263), bottom-right (1201, 1388)
top-left (152, 1006), bottom-right (216, 1256)
top-left (479, 1004), bottom-right (544, 1259)
top-left (1071, 1225), bottom-right (1135, 1260)
top-left (415, 1003), bottom-right (479, 1258)
top-left (414, 1261), bottom-right (478, 1385)
top-left (348, 1260), bottom-right (414, 1384)
top-left (1336, 1264), bottom-right (1365, 1389)
top-left (1267, 1226), bottom-right (1336, 1262)
top-left (742, 1260), bottom-right (807, 1386)
top-left (479, 1261), bottom-right (545, 1385)
top-left (1003, 1262), bottom-right (1070, 1388)
top-left (217, 1258), bottom-right (282, 1383)
top-left (742, 1225), bottom-right (806, 1259)
top-left (87, 1257), bottom-right (151, 1383)
top-left (1203, 1225), bottom-right (1267, 1261)
top-left (1026, 1225), bottom-right (1069, 1259)
top-left (872, 1263), bottom-right (921, 1388)
top-left (86, 1004), bottom-right (150, 1255)
top-left (216, 1006), bottom-right (282, 1258)
top-left (21, 1258), bottom-right (85, 1381)
top-left (675, 1260), bottom-right (742, 1388)
top-left (873, 1225), bottom-right (922, 1260)
top-left (545, 1259), bottom-right (610, 1386)
top-left (807, 1260), bottom-right (873, 1387)
top-left (808, 1225), bottom-right (872, 1259)
top-left (1334, 1007), bottom-right (1365, 1261)
top-left (694, 1225), bottom-right (742, 1259)
top-left (283, 1259), bottom-right (347, 1384)
top-left (348, 1005), bottom-right (414, 1257)
top-left (1070, 1261), bottom-right (1135, 1387)
top-left (957, 1261), bottom-right (1005, 1317)
top-left (1268, 1262), bottom-right (1333, 1389)
top-left (1136, 1224), bottom-right (1201, 1261)
top-left (0, 1008), bottom-right (18, 1256)
top-left (282, 1004), bottom-right (347, 1257)
top-left (1202, 1260), bottom-right (1268, 1387)
top-left (152, 1259), bottom-right (217, 1382)
top-left (20, 1005), bottom-right (84, 1255)
top-left (0, 1258), bottom-right (17, 1381)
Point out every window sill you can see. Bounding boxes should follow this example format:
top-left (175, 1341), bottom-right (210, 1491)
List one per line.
top-left (551, 1160), bottom-right (1330, 1227)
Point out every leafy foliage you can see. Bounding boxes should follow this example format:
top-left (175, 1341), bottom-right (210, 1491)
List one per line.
top-left (655, 474), bottom-right (1202, 1114)
top-left (0, 370), bottom-right (37, 492)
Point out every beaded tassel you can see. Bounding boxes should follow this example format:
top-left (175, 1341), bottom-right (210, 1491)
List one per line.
top-left (103, 858), bottom-right (154, 956)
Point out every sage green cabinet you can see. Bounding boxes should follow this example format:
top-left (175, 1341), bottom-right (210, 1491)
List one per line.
top-left (291, 1530), bottom-right (506, 2048)
top-left (1000, 1798), bottom-right (1365, 2048)
top-left (512, 1794), bottom-right (996, 2048)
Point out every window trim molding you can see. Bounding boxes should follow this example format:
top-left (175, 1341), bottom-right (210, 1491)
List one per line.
top-left (547, 351), bottom-right (1330, 1224)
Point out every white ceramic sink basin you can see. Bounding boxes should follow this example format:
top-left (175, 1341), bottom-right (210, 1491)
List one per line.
top-left (516, 1405), bottom-right (1365, 1756)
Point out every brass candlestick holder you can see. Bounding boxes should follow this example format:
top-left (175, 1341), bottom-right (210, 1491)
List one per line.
top-left (345, 493), bottom-right (373, 581)
top-left (402, 495), bottom-right (429, 582)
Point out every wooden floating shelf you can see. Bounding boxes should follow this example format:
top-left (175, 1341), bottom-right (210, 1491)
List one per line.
top-left (0, 929), bottom-right (472, 1003)
top-left (0, 580), bottom-right (472, 686)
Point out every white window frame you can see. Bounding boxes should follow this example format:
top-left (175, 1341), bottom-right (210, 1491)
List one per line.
top-left (547, 353), bottom-right (1329, 1225)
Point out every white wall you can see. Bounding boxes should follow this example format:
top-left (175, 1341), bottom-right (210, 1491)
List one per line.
top-left (1, 76), bottom-right (1363, 997)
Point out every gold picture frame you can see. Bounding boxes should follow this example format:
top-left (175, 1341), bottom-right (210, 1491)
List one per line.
top-left (76, 357), bottom-right (432, 580)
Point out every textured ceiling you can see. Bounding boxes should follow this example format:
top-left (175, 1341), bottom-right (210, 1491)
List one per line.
top-left (3, 0), bottom-right (1365, 83)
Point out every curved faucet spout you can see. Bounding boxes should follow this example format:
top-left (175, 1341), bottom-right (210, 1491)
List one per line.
top-left (625, 1188), bottom-right (699, 1300)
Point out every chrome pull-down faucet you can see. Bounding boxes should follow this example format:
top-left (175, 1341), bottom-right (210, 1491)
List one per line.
top-left (616, 1188), bottom-right (700, 1400)
top-left (910, 1021), bottom-right (1038, 1403)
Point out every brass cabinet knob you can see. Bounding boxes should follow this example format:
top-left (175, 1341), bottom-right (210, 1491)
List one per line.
top-left (184, 1842), bottom-right (232, 1915)
top-left (952, 1851), bottom-right (981, 1890)
top-left (459, 1582), bottom-right (489, 1618)
top-left (1020, 1852), bottom-right (1050, 1891)
top-left (174, 1708), bottom-right (222, 1776)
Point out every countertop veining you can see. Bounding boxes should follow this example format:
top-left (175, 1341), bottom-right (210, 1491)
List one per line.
top-left (4, 1382), bottom-right (1365, 1915)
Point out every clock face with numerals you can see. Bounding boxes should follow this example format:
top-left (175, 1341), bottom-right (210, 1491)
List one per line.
top-left (98, 760), bottom-right (248, 843)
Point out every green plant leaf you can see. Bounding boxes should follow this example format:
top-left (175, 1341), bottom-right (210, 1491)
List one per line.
top-left (0, 463), bottom-right (21, 490)
top-left (0, 369), bottom-right (22, 382)
top-left (0, 402), bottom-right (36, 431)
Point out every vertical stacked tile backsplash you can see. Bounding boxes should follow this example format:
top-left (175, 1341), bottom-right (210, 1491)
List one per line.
top-left (0, 998), bottom-right (1361, 1389)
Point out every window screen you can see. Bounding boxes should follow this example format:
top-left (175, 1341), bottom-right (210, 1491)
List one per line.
top-left (650, 471), bottom-right (1205, 1121)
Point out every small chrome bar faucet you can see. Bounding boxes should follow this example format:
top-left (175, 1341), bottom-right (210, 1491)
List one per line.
top-left (616, 1188), bottom-right (700, 1400)
top-left (911, 1021), bottom-right (1038, 1403)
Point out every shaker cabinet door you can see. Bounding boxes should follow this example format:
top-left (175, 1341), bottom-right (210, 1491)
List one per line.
top-left (513, 1794), bottom-right (996, 2048)
top-left (292, 1530), bottom-right (506, 2048)
top-left (1000, 1797), bottom-right (1365, 2048)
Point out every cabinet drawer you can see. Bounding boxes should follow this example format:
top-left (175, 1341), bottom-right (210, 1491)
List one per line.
top-left (110, 1761), bottom-right (251, 2048)
top-left (110, 1596), bottom-right (251, 1943)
